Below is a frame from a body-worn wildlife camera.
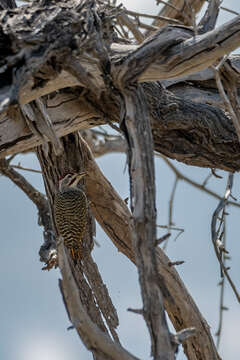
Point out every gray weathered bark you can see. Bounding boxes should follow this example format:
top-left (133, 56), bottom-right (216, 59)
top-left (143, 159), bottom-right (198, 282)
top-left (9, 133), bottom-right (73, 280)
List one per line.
top-left (35, 133), bottom-right (219, 360)
top-left (0, 1), bottom-right (240, 172)
top-left (1, 0), bottom-right (238, 359)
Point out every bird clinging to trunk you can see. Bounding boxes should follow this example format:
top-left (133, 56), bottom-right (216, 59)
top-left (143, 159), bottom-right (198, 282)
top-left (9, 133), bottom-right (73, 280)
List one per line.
top-left (54, 172), bottom-right (88, 263)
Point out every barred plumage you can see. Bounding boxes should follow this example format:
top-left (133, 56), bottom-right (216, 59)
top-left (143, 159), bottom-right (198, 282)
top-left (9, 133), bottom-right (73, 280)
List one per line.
top-left (54, 173), bottom-right (88, 262)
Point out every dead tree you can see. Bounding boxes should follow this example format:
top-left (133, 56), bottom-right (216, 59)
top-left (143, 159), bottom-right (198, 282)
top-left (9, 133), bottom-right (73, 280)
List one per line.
top-left (1, 0), bottom-right (240, 359)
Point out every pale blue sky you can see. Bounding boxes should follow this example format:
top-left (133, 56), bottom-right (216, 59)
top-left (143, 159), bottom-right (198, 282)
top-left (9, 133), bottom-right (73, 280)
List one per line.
top-left (1, 1), bottom-right (240, 360)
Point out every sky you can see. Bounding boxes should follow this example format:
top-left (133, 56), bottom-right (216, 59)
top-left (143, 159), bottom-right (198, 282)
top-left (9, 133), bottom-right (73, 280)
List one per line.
top-left (1, 1), bottom-right (240, 360)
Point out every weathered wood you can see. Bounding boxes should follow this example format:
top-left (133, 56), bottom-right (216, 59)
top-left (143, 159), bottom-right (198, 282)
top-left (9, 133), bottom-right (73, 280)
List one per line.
top-left (0, 93), bottom-right (103, 156)
top-left (1, 83), bottom-right (240, 172)
top-left (1, 2), bottom-right (240, 173)
top-left (151, 0), bottom-right (205, 29)
top-left (1, 3), bottom-right (240, 108)
top-left (0, 1), bottom-right (232, 359)
top-left (55, 134), bottom-right (220, 360)
top-left (1, 125), bottom-right (220, 359)
top-left (198, 0), bottom-right (221, 34)
top-left (58, 243), bottom-right (139, 360)
top-left (119, 82), bottom-right (175, 358)
top-left (37, 133), bottom-right (121, 356)
top-left (0, 0), bottom-right (16, 10)
top-left (1, 18), bottom-right (240, 108)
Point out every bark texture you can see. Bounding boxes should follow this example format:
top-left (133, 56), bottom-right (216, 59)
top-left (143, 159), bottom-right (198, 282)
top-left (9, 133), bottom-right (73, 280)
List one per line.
top-left (37, 134), bottom-right (123, 359)
top-left (0, 1), bottom-right (240, 172)
top-left (1, 0), bottom-right (237, 359)
top-left (36, 133), bottom-right (220, 360)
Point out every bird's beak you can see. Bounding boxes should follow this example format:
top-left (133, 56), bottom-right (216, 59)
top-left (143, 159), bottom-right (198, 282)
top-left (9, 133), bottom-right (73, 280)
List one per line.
top-left (76, 172), bottom-right (86, 181)
top-left (71, 172), bottom-right (86, 187)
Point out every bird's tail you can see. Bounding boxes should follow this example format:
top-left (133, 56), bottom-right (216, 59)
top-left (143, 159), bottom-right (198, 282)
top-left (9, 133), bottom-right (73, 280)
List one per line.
top-left (70, 248), bottom-right (81, 265)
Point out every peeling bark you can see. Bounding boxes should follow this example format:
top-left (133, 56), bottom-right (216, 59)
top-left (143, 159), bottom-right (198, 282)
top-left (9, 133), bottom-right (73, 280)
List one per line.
top-left (0, 2), bottom-right (240, 172)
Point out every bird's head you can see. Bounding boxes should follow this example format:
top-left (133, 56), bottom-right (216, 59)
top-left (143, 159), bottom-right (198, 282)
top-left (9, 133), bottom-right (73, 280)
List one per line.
top-left (58, 172), bottom-right (86, 191)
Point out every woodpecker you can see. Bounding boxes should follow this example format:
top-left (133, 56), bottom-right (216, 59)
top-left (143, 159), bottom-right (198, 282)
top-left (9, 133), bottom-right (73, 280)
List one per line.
top-left (54, 172), bottom-right (88, 262)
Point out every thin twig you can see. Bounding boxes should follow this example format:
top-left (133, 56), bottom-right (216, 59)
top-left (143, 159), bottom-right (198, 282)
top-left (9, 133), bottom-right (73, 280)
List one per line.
top-left (160, 156), bottom-right (240, 208)
top-left (168, 261), bottom-right (185, 267)
top-left (155, 233), bottom-right (171, 246)
top-left (137, 21), bottom-right (160, 32)
top-left (211, 173), bottom-right (240, 303)
top-left (157, 224), bottom-right (184, 232)
top-left (117, 13), bottom-right (144, 43)
top-left (219, 5), bottom-right (239, 16)
top-left (0, 159), bottom-right (46, 207)
top-left (86, 134), bottom-right (240, 210)
top-left (125, 9), bottom-right (182, 25)
top-left (163, 176), bottom-right (179, 250)
top-left (114, 24), bottom-right (128, 39)
top-left (11, 164), bottom-right (42, 174)
top-left (211, 169), bottom-right (222, 179)
top-left (0, 157), bottom-right (56, 268)
top-left (168, 177), bottom-right (178, 230)
top-left (127, 308), bottom-right (143, 315)
top-left (215, 216), bottom-right (227, 349)
top-left (205, 0), bottom-right (239, 16)
top-left (156, 0), bottom-right (181, 13)
top-left (202, 171), bottom-right (213, 187)
top-left (116, 20), bottom-right (129, 39)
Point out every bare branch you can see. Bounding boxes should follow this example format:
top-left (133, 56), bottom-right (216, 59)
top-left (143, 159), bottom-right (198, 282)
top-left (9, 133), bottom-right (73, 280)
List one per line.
top-left (211, 174), bottom-right (240, 302)
top-left (198, 0), bottom-right (221, 33)
top-left (11, 164), bottom-right (42, 174)
top-left (125, 9), bottom-right (183, 26)
top-left (33, 132), bottom-right (219, 359)
top-left (1, 0), bottom-right (240, 173)
top-left (36, 133), bottom-right (124, 353)
top-left (155, 233), bottom-right (171, 246)
top-left (162, 176), bottom-right (179, 250)
top-left (127, 308), bottom-right (143, 315)
top-left (157, 0), bottom-right (181, 13)
top-left (2, 80), bottom-right (240, 173)
top-left (22, 99), bottom-right (64, 156)
top-left (117, 13), bottom-right (144, 43)
top-left (0, 1), bottom-right (235, 358)
top-left (168, 261), bottom-right (185, 267)
top-left (113, 16), bottom-right (240, 84)
top-left (84, 131), bottom-right (240, 213)
top-left (58, 240), bottom-right (139, 360)
top-left (147, 0), bottom-right (205, 32)
top-left (0, 157), bottom-right (56, 268)
top-left (0, 158), bottom-right (45, 207)
top-left (0, 0), bottom-right (16, 10)
top-left (217, 4), bottom-right (239, 16)
top-left (161, 156), bottom-right (240, 208)
top-left (215, 218), bottom-right (227, 349)
top-left (82, 130), bottom-right (127, 157)
top-left (76, 135), bottom-right (220, 359)
top-left (1, 4), bottom-right (240, 113)
top-left (119, 83), bottom-right (175, 358)
top-left (213, 62), bottom-right (240, 142)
